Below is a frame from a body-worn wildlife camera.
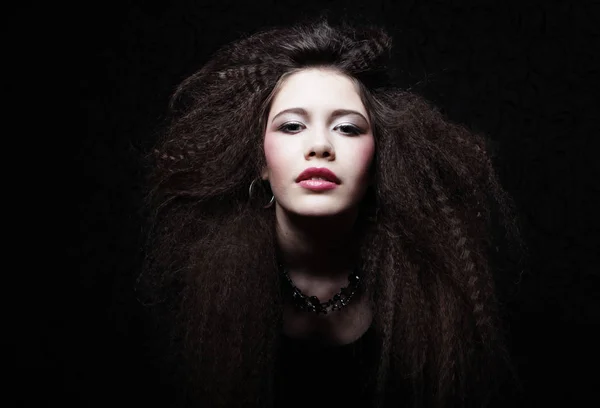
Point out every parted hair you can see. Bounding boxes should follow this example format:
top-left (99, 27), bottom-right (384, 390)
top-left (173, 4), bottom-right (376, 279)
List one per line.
top-left (140, 18), bottom-right (523, 408)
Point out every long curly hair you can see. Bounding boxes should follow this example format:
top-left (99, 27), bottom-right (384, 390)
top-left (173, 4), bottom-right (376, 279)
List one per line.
top-left (140, 18), bottom-right (524, 408)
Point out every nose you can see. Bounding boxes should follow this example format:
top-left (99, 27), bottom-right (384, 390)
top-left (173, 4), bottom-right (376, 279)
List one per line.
top-left (305, 129), bottom-right (335, 161)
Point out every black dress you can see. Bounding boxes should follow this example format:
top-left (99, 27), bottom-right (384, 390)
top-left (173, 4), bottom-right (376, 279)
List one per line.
top-left (273, 325), bottom-right (378, 407)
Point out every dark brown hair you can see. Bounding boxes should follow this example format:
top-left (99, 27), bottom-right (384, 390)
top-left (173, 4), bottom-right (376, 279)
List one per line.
top-left (140, 18), bottom-right (524, 408)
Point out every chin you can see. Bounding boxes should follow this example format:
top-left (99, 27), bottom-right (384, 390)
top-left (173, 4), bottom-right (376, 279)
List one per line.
top-left (282, 202), bottom-right (356, 218)
top-left (294, 209), bottom-right (344, 218)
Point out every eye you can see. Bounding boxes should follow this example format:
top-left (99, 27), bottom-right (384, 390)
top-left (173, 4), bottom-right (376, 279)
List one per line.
top-left (278, 122), bottom-right (305, 133)
top-left (334, 123), bottom-right (362, 136)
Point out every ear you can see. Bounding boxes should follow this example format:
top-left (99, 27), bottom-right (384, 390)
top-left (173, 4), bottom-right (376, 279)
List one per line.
top-left (261, 167), bottom-right (269, 180)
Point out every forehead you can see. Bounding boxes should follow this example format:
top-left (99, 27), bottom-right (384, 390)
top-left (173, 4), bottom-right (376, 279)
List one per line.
top-left (268, 69), bottom-right (367, 116)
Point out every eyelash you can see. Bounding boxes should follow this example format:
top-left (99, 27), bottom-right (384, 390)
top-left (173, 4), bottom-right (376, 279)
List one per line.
top-left (278, 122), bottom-right (363, 136)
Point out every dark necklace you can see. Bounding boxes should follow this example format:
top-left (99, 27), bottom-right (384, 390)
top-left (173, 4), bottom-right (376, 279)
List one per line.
top-left (280, 265), bottom-right (362, 315)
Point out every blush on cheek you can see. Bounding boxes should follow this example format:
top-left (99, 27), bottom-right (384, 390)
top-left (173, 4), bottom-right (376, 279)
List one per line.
top-left (357, 139), bottom-right (376, 169)
top-left (263, 132), bottom-right (278, 171)
top-left (263, 132), bottom-right (289, 184)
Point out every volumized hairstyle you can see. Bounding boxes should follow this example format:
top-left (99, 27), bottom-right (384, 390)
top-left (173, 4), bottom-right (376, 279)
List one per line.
top-left (140, 18), bottom-right (524, 408)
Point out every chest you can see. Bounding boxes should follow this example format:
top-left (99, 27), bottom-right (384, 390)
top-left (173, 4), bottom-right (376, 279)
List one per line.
top-left (275, 298), bottom-right (377, 407)
top-left (281, 290), bottom-right (373, 346)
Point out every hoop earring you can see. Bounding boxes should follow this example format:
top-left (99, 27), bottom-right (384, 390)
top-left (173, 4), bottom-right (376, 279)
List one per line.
top-left (249, 178), bottom-right (275, 209)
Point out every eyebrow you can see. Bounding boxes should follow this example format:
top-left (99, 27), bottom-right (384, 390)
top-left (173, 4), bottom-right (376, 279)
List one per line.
top-left (271, 107), bottom-right (370, 125)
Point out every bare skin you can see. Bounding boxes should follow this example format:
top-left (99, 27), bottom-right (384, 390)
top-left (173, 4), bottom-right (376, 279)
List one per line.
top-left (263, 69), bottom-right (375, 345)
top-left (282, 290), bottom-right (373, 346)
top-left (277, 209), bottom-right (373, 346)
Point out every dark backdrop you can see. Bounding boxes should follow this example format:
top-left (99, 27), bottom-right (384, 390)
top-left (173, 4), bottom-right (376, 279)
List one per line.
top-left (47, 0), bottom-right (600, 406)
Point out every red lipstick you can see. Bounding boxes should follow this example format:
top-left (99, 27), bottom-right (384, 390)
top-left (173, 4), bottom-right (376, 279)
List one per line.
top-left (296, 167), bottom-right (340, 191)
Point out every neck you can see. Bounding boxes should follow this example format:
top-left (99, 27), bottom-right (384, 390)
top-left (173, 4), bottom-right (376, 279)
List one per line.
top-left (275, 206), bottom-right (360, 279)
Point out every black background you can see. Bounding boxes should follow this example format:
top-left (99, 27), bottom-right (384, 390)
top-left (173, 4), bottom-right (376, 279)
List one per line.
top-left (25, 0), bottom-right (600, 406)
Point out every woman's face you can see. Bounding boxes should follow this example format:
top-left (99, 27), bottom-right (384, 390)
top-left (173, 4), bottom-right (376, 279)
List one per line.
top-left (263, 68), bottom-right (375, 217)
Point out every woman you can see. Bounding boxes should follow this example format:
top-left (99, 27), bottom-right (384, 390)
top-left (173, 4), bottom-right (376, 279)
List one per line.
top-left (140, 18), bottom-right (523, 408)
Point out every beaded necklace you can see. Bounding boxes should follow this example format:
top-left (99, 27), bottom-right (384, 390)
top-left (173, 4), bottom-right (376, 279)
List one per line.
top-left (280, 265), bottom-right (362, 315)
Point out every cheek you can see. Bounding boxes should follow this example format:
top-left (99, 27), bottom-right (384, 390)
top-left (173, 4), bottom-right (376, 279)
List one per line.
top-left (263, 133), bottom-right (291, 182)
top-left (354, 138), bottom-right (376, 176)
top-left (263, 133), bottom-right (277, 169)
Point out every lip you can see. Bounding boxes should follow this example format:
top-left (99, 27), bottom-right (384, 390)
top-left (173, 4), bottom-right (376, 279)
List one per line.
top-left (297, 179), bottom-right (338, 191)
top-left (295, 167), bottom-right (340, 184)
